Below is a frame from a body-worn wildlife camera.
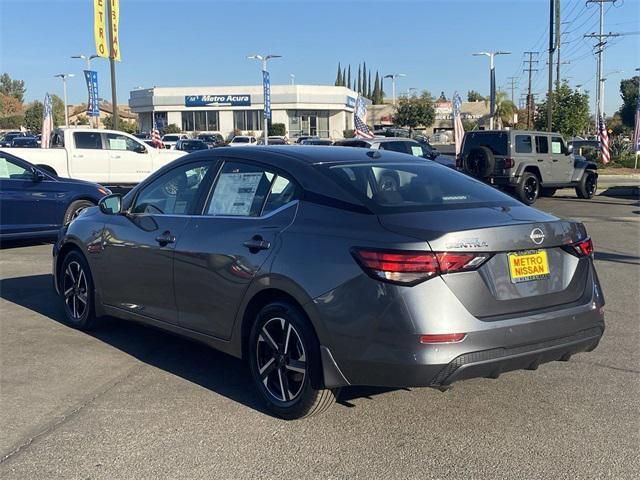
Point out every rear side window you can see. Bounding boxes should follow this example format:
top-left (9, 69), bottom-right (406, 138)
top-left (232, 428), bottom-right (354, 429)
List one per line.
top-left (74, 132), bottom-right (102, 150)
top-left (515, 135), bottom-right (532, 153)
top-left (535, 136), bottom-right (549, 154)
top-left (334, 140), bottom-right (370, 148)
top-left (324, 162), bottom-right (518, 213)
top-left (462, 132), bottom-right (508, 156)
top-left (378, 141), bottom-right (409, 154)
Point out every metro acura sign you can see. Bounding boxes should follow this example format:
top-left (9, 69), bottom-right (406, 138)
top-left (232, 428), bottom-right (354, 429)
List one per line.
top-left (185, 94), bottom-right (251, 107)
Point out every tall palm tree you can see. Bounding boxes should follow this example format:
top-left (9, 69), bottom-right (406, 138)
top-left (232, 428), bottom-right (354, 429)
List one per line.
top-left (493, 91), bottom-right (517, 128)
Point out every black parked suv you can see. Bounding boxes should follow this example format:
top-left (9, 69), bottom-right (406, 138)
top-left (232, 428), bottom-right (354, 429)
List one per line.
top-left (458, 130), bottom-right (598, 205)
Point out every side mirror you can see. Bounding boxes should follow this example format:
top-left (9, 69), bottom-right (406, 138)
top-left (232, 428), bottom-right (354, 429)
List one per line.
top-left (134, 144), bottom-right (147, 154)
top-left (99, 194), bottom-right (123, 215)
top-left (30, 167), bottom-right (45, 182)
top-left (566, 144), bottom-right (574, 155)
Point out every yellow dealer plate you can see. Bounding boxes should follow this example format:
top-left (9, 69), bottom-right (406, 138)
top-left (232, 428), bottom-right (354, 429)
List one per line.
top-left (508, 250), bottom-right (550, 283)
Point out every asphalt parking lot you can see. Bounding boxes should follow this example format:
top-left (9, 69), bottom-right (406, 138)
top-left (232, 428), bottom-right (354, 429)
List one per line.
top-left (1, 194), bottom-right (639, 479)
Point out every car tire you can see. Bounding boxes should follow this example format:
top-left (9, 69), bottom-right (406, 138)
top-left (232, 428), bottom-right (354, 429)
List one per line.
top-left (60, 250), bottom-right (99, 331)
top-left (541, 187), bottom-right (557, 197)
top-left (515, 171), bottom-right (540, 205)
top-left (63, 200), bottom-right (95, 225)
top-left (576, 171), bottom-right (597, 199)
top-left (248, 301), bottom-right (339, 420)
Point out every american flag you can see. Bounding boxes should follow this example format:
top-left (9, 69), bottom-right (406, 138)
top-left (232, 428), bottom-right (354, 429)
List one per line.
top-left (40, 93), bottom-right (53, 149)
top-left (151, 117), bottom-right (163, 148)
top-left (598, 113), bottom-right (610, 164)
top-left (633, 96), bottom-right (640, 154)
top-left (452, 91), bottom-right (465, 156)
top-left (354, 95), bottom-right (374, 139)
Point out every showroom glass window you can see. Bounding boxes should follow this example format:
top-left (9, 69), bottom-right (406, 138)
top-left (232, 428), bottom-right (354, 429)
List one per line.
top-left (181, 111), bottom-right (219, 132)
top-left (131, 161), bottom-right (211, 215)
top-left (233, 111), bottom-right (263, 131)
top-left (287, 110), bottom-right (330, 138)
top-left (206, 161), bottom-right (297, 217)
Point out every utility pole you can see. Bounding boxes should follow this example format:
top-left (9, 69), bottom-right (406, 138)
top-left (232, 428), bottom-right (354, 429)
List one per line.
top-left (507, 76), bottom-right (518, 104)
top-left (106, 0), bottom-right (118, 130)
top-left (523, 51), bottom-right (539, 129)
top-left (546, 0), bottom-right (556, 132)
top-left (585, 0), bottom-right (618, 131)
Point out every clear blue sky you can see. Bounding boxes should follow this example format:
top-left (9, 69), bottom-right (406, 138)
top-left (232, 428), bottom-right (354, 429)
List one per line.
top-left (1, 0), bottom-right (638, 115)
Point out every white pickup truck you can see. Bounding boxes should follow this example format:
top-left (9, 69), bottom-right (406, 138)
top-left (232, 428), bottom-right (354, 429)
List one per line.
top-left (0, 128), bottom-right (185, 186)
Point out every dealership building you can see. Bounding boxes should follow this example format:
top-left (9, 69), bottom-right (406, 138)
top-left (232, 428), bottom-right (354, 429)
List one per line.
top-left (128, 84), bottom-right (360, 140)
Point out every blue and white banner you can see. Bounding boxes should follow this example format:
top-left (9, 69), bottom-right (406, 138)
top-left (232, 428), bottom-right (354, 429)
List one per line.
top-left (84, 70), bottom-right (99, 117)
top-left (262, 70), bottom-right (271, 120)
top-left (185, 94), bottom-right (251, 107)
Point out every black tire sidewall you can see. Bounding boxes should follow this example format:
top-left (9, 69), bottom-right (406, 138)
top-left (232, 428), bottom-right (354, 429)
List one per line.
top-left (248, 301), bottom-right (324, 419)
top-left (517, 172), bottom-right (539, 205)
top-left (64, 200), bottom-right (95, 225)
top-left (60, 251), bottom-right (95, 330)
top-left (577, 171), bottom-right (597, 199)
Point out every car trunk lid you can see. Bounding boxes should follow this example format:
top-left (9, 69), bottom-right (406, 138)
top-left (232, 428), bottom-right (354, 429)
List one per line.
top-left (377, 206), bottom-right (591, 318)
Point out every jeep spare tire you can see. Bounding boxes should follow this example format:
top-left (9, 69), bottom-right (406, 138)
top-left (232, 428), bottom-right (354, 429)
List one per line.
top-left (463, 146), bottom-right (495, 178)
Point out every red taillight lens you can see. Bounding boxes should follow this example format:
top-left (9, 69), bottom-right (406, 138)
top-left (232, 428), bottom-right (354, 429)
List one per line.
top-left (420, 333), bottom-right (466, 344)
top-left (352, 249), bottom-right (490, 285)
top-left (563, 237), bottom-right (594, 257)
top-left (504, 158), bottom-right (515, 169)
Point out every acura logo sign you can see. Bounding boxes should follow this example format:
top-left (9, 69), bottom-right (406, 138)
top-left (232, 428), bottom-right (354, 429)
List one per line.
top-left (530, 228), bottom-right (545, 245)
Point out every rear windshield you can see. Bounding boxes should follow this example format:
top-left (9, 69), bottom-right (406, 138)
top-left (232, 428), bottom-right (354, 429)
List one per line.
top-left (163, 135), bottom-right (179, 141)
top-left (462, 132), bottom-right (509, 156)
top-left (324, 162), bottom-right (519, 213)
top-left (233, 137), bottom-right (250, 143)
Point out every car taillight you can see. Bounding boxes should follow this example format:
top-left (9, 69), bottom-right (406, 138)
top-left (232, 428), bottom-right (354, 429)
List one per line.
top-left (420, 333), bottom-right (466, 344)
top-left (504, 158), bottom-right (515, 169)
top-left (352, 249), bottom-right (490, 286)
top-left (563, 237), bottom-right (594, 257)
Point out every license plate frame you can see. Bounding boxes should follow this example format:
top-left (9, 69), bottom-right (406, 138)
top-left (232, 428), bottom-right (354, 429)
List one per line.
top-left (508, 249), bottom-right (550, 284)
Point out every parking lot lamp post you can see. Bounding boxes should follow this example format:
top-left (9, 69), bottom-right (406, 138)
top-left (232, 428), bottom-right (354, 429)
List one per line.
top-left (247, 54), bottom-right (282, 145)
top-left (383, 73), bottom-right (406, 106)
top-left (71, 54), bottom-right (99, 128)
top-left (473, 51), bottom-right (511, 129)
top-left (290, 74), bottom-right (295, 85)
top-left (54, 73), bottom-right (74, 127)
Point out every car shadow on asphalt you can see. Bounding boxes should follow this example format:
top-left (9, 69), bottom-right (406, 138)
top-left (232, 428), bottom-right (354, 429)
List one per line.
top-left (594, 251), bottom-right (640, 266)
top-left (0, 273), bottom-right (401, 416)
top-left (0, 238), bottom-right (55, 250)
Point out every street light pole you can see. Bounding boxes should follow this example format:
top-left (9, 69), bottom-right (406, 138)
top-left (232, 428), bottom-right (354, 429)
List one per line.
top-left (290, 74), bottom-right (295, 85)
top-left (383, 73), bottom-right (406, 106)
top-left (54, 73), bottom-right (74, 127)
top-left (473, 51), bottom-right (511, 130)
top-left (247, 54), bottom-right (281, 145)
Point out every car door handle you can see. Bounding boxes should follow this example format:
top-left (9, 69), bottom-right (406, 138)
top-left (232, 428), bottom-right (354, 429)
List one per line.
top-left (155, 231), bottom-right (176, 246)
top-left (73, 154), bottom-right (84, 158)
top-left (243, 236), bottom-right (271, 252)
top-left (552, 159), bottom-right (558, 162)
top-left (537, 159), bottom-right (544, 162)
top-left (111, 154), bottom-right (122, 159)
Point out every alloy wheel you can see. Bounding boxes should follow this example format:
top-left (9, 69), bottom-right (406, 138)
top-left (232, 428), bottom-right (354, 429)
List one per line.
top-left (256, 317), bottom-right (307, 403)
top-left (524, 176), bottom-right (539, 202)
top-left (63, 261), bottom-right (88, 320)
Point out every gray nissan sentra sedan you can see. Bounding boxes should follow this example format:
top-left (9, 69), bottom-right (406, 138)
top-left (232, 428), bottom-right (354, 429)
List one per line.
top-left (53, 146), bottom-right (605, 419)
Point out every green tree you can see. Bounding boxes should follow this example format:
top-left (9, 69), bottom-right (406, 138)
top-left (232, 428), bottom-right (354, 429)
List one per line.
top-left (50, 95), bottom-right (65, 127)
top-left (0, 92), bottom-right (23, 117)
top-left (0, 73), bottom-right (26, 103)
top-left (161, 123), bottom-right (182, 135)
top-left (357, 65), bottom-right (362, 94)
top-left (494, 91), bottom-right (518, 127)
top-left (104, 114), bottom-right (138, 134)
top-left (346, 65), bottom-right (351, 90)
top-left (75, 114), bottom-right (89, 125)
top-left (372, 71), bottom-right (382, 104)
top-left (534, 82), bottom-right (590, 137)
top-left (362, 62), bottom-right (367, 97)
top-left (268, 122), bottom-right (286, 136)
top-left (24, 100), bottom-right (44, 133)
top-left (0, 115), bottom-right (24, 129)
top-left (618, 76), bottom-right (639, 129)
top-left (335, 63), bottom-right (343, 87)
top-left (392, 91), bottom-right (435, 135)
top-left (467, 90), bottom-right (486, 102)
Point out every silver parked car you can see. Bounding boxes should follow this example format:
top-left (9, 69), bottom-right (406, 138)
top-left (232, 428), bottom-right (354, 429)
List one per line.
top-left (53, 146), bottom-right (605, 419)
